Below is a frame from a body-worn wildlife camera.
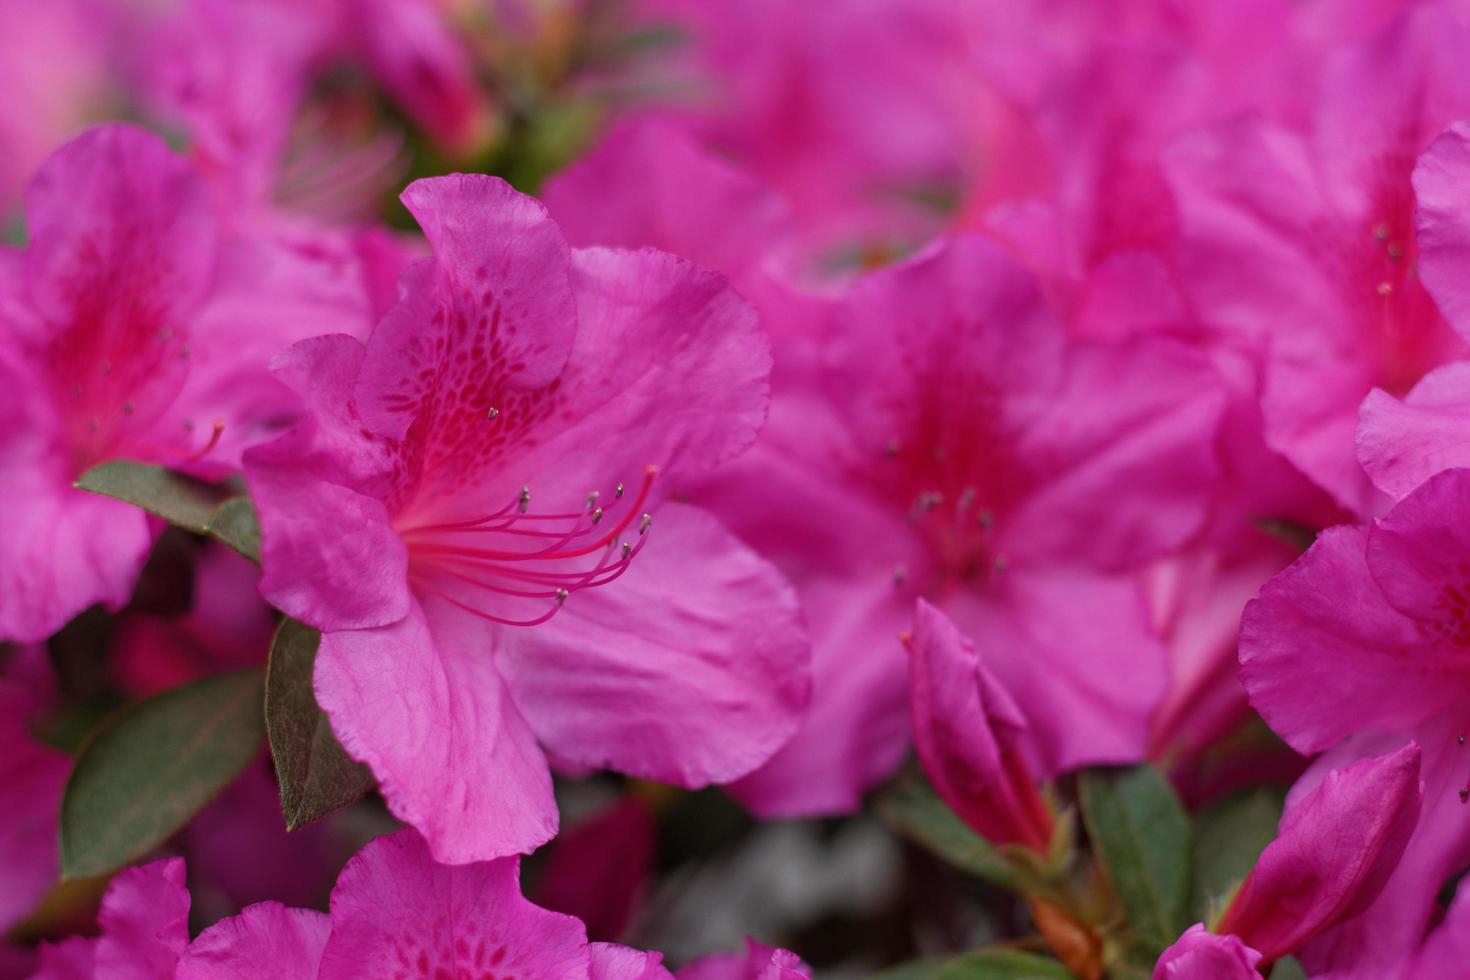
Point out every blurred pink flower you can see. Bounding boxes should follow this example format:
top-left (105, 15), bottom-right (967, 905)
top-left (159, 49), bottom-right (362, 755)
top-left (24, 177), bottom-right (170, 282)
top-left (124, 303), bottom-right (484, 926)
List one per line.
top-left (709, 234), bottom-right (1223, 816)
top-left (0, 124), bottom-right (380, 643)
top-left (245, 173), bottom-right (809, 862)
top-left (906, 600), bottom-right (1053, 852)
top-left (1163, 1), bottom-right (1470, 514)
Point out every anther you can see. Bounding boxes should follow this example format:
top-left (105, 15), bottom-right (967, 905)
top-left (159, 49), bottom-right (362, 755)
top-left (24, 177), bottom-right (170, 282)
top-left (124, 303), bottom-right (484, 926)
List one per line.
top-left (1460, 788), bottom-right (1468, 804)
top-left (486, 406), bottom-right (500, 420)
top-left (122, 402), bottom-right (135, 415)
top-left (1373, 223), bottom-right (1390, 240)
top-left (1377, 282), bottom-right (1394, 296)
top-left (586, 491), bottom-right (600, 509)
top-left (639, 514), bottom-right (653, 535)
top-left (590, 507), bottom-right (604, 525)
top-left (957, 487), bottom-right (976, 512)
top-left (978, 510), bottom-right (995, 530)
top-left (518, 486), bottom-right (531, 514)
top-left (1459, 733), bottom-right (1465, 746)
top-left (615, 483), bottom-right (625, 499)
top-left (555, 588), bottom-right (569, 606)
top-left (883, 440), bottom-right (900, 457)
top-left (621, 542), bottom-right (632, 559)
top-left (993, 554), bottom-right (1009, 573)
top-left (1387, 242), bottom-right (1404, 260)
top-left (894, 565), bottom-right (908, 586)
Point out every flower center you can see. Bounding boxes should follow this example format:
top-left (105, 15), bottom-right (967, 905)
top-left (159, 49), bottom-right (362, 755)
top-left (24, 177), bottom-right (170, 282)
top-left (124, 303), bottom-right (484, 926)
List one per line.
top-left (397, 466), bottom-right (658, 627)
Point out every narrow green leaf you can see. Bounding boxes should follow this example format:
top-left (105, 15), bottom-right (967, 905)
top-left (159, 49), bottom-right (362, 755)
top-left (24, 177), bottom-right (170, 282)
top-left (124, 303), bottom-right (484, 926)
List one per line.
top-left (266, 618), bottom-right (375, 830)
top-left (61, 669), bottom-right (265, 878)
top-left (74, 460), bottom-right (226, 533)
top-left (873, 950), bottom-right (1071, 980)
top-left (1191, 787), bottom-right (1285, 921)
top-left (206, 496), bottom-right (262, 563)
top-left (876, 780), bottom-right (1026, 892)
top-left (1078, 765), bottom-right (1192, 957)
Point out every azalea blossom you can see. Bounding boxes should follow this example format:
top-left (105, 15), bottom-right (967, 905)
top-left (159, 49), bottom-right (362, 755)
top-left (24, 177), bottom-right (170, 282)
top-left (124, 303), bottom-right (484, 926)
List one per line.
top-left (701, 232), bottom-right (1223, 815)
top-left (1239, 469), bottom-right (1470, 969)
top-left (245, 172), bottom-right (809, 862)
top-left (0, 124), bottom-right (378, 644)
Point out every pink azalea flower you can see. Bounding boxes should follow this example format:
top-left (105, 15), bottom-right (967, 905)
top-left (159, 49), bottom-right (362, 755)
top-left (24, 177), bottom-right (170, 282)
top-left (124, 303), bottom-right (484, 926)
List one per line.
top-left (32, 858), bottom-right (191, 979)
top-left (0, 124), bottom-right (379, 643)
top-left (1238, 470), bottom-right (1470, 968)
top-left (906, 600), bottom-right (1053, 852)
top-left (1162, 1), bottom-right (1470, 514)
top-left (244, 173), bottom-right (809, 862)
top-left (1154, 925), bottom-right (1263, 980)
top-left (174, 829), bottom-right (806, 979)
top-left (709, 233), bottom-right (1223, 815)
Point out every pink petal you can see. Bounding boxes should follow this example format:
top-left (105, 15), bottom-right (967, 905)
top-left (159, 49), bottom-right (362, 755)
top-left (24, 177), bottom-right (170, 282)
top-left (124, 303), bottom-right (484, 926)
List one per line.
top-left (1154, 925), bottom-right (1263, 980)
top-left (1365, 467), bottom-right (1470, 623)
top-left (317, 830), bottom-right (589, 980)
top-left (314, 599), bottom-right (557, 863)
top-left (502, 247), bottom-right (771, 503)
top-left (542, 121), bottom-right (794, 285)
top-left (1403, 873), bottom-right (1470, 978)
top-left (246, 335), bottom-right (409, 631)
top-left (677, 939), bottom-right (810, 980)
top-left (1239, 526), bottom-right (1454, 756)
top-left (1296, 718), bottom-right (1470, 974)
top-left (907, 599), bottom-right (1052, 851)
top-left (497, 503), bottom-right (809, 786)
top-left (175, 903), bottom-right (329, 980)
top-left (1004, 335), bottom-right (1223, 568)
top-left (356, 175), bottom-right (576, 446)
top-left (0, 468), bottom-right (153, 643)
top-left (950, 568), bottom-right (1169, 775)
top-left (728, 574), bottom-right (912, 818)
top-left (94, 857), bottom-right (192, 979)
top-left (1219, 744), bottom-right (1422, 960)
top-left (1414, 123), bottom-right (1470, 344)
top-left (1358, 363), bottom-right (1470, 501)
top-left (590, 944), bottom-right (675, 980)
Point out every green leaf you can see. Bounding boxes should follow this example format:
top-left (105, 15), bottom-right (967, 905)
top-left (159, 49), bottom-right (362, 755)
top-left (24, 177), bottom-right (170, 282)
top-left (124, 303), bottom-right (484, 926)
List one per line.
top-left (266, 618), bottom-right (375, 830)
top-left (61, 669), bottom-right (265, 878)
top-left (876, 780), bottom-right (1028, 892)
top-left (1192, 787), bottom-right (1285, 921)
top-left (1271, 957), bottom-right (1308, 980)
top-left (206, 496), bottom-right (262, 563)
top-left (873, 950), bottom-right (1071, 980)
top-left (74, 460), bottom-right (226, 533)
top-left (1078, 765), bottom-right (1192, 958)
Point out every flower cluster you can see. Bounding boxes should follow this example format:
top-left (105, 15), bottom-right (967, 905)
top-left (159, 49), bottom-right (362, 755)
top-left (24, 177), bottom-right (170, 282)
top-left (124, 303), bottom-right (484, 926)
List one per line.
top-left (7, 0), bottom-right (1470, 977)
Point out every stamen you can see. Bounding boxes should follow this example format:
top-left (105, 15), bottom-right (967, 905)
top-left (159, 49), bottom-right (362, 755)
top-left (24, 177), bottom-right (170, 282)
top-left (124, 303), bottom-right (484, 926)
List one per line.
top-left (518, 486), bottom-right (531, 513)
top-left (486, 406), bottom-right (500, 420)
